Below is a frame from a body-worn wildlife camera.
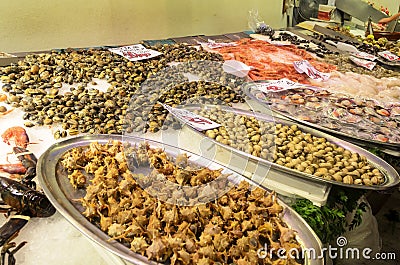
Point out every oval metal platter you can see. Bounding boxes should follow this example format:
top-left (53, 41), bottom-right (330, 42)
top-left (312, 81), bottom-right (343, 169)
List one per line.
top-left (37, 134), bottom-right (324, 265)
top-left (180, 104), bottom-right (400, 190)
top-left (243, 82), bottom-right (400, 152)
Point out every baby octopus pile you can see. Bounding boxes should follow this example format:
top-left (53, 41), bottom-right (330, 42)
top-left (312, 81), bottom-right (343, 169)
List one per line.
top-left (60, 141), bottom-right (304, 265)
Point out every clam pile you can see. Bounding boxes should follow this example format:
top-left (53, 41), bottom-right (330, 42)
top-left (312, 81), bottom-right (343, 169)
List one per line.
top-left (0, 44), bottom-right (245, 137)
top-left (124, 59), bottom-right (246, 134)
top-left (250, 87), bottom-right (400, 144)
top-left (124, 80), bottom-right (244, 134)
top-left (191, 106), bottom-right (385, 186)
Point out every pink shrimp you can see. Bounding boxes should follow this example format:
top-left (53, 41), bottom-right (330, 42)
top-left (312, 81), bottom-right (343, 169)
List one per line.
top-left (0, 163), bottom-right (26, 174)
top-left (1, 126), bottom-right (29, 148)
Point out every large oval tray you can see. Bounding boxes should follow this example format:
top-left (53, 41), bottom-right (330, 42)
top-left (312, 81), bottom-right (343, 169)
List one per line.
top-left (180, 104), bottom-right (400, 190)
top-left (37, 134), bottom-right (324, 265)
top-left (243, 82), bottom-right (400, 152)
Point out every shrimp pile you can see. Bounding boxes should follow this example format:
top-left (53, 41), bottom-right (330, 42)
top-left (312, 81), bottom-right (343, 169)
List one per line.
top-left (61, 141), bottom-right (304, 265)
top-left (214, 39), bottom-right (400, 106)
top-left (214, 38), bottom-right (336, 82)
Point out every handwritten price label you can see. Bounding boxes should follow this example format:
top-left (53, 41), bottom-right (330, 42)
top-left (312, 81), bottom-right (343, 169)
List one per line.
top-left (293, 60), bottom-right (330, 81)
top-left (254, 78), bottom-right (301, 93)
top-left (109, 44), bottom-right (162, 61)
top-left (378, 50), bottom-right (399, 61)
top-left (349, 56), bottom-right (376, 70)
top-left (351, 51), bottom-right (377, 61)
top-left (199, 40), bottom-right (238, 49)
top-left (160, 103), bottom-right (221, 131)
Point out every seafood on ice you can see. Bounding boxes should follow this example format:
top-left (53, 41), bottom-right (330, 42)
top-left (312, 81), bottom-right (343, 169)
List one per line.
top-left (213, 38), bottom-right (400, 105)
top-left (61, 140), bottom-right (305, 265)
top-left (0, 127), bottom-right (56, 264)
top-left (192, 107), bottom-right (385, 186)
top-left (249, 86), bottom-right (400, 144)
top-left (309, 71), bottom-right (400, 104)
top-left (213, 39), bottom-right (336, 82)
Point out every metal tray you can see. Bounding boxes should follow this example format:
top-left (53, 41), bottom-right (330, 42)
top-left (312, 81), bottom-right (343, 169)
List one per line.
top-left (377, 57), bottom-right (400, 69)
top-left (37, 134), bottom-right (324, 265)
top-left (180, 104), bottom-right (400, 190)
top-left (243, 83), bottom-right (400, 152)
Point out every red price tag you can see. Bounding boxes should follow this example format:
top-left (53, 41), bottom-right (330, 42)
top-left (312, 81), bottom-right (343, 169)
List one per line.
top-left (255, 78), bottom-right (302, 93)
top-left (293, 60), bottom-right (330, 81)
top-left (307, 68), bottom-right (323, 80)
top-left (349, 56), bottom-right (376, 70)
top-left (122, 51), bottom-right (152, 59)
top-left (199, 40), bottom-right (238, 49)
top-left (160, 103), bottom-right (221, 131)
top-left (109, 44), bottom-right (162, 61)
top-left (266, 85), bottom-right (282, 91)
top-left (378, 51), bottom-right (399, 61)
top-left (351, 51), bottom-right (377, 61)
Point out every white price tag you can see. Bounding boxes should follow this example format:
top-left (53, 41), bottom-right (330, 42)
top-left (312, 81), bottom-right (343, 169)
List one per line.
top-left (349, 56), bottom-right (376, 70)
top-left (351, 51), bottom-right (377, 61)
top-left (254, 78), bottom-right (302, 93)
top-left (161, 103), bottom-right (221, 131)
top-left (198, 40), bottom-right (238, 49)
top-left (378, 50), bottom-right (399, 61)
top-left (109, 44), bottom-right (162, 61)
top-left (222, 60), bottom-right (252, 78)
top-left (293, 60), bottom-right (330, 81)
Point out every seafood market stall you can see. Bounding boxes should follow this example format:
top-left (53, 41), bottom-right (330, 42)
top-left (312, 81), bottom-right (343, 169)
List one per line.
top-left (0, 25), bottom-right (400, 265)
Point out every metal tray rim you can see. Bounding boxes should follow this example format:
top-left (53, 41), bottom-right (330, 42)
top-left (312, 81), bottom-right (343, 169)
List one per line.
top-left (37, 134), bottom-right (324, 265)
top-left (180, 104), bottom-right (400, 190)
top-left (243, 82), bottom-right (400, 151)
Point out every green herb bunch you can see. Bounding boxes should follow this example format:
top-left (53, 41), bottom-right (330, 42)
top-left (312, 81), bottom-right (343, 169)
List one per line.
top-left (291, 187), bottom-right (366, 244)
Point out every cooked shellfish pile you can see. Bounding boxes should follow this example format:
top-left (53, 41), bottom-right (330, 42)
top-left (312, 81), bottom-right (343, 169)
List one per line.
top-left (192, 107), bottom-right (385, 186)
top-left (60, 140), bottom-right (304, 265)
top-left (251, 87), bottom-right (400, 144)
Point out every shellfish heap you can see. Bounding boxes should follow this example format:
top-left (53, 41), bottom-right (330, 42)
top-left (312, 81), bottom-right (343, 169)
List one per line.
top-left (61, 141), bottom-right (304, 265)
top-left (250, 86), bottom-right (400, 144)
top-left (191, 107), bottom-right (385, 186)
top-left (0, 45), bottom-right (244, 137)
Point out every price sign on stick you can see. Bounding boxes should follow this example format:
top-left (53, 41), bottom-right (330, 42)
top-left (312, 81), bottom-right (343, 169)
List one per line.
top-left (198, 39), bottom-right (238, 49)
top-left (109, 44), bottom-right (162, 61)
top-left (160, 103), bottom-right (221, 131)
top-left (378, 50), bottom-right (399, 61)
top-left (293, 60), bottom-right (330, 81)
top-left (351, 51), bottom-right (377, 61)
top-left (349, 56), bottom-right (376, 70)
top-left (254, 78), bottom-right (302, 93)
